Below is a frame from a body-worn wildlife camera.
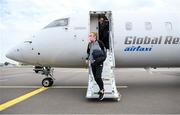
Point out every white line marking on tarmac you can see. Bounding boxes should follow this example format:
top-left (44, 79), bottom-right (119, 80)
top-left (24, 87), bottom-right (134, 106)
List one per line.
top-left (0, 79), bottom-right (8, 82)
top-left (0, 85), bottom-right (128, 89)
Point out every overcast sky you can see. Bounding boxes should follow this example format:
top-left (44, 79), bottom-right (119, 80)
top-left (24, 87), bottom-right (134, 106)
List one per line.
top-left (1, 0), bottom-right (180, 64)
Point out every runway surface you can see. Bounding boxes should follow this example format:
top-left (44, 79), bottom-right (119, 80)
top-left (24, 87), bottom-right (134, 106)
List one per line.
top-left (0, 67), bottom-right (180, 114)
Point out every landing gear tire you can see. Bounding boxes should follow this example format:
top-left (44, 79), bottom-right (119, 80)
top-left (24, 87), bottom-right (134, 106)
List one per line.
top-left (42, 77), bottom-right (54, 87)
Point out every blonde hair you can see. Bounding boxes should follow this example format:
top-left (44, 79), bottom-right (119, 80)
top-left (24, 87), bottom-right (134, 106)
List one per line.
top-left (90, 32), bottom-right (97, 39)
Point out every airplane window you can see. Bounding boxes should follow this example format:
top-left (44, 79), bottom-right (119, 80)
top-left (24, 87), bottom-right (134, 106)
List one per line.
top-left (145, 22), bottom-right (152, 30)
top-left (125, 22), bottom-right (132, 30)
top-left (165, 22), bottom-right (172, 31)
top-left (44, 18), bottom-right (68, 28)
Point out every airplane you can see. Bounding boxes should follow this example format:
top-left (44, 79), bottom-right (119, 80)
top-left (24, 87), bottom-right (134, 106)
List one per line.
top-left (6, 11), bottom-right (180, 88)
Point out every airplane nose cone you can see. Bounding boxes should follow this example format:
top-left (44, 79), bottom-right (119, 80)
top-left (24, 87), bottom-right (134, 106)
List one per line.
top-left (6, 49), bottom-right (15, 60)
top-left (6, 44), bottom-right (26, 63)
top-left (6, 48), bottom-right (22, 62)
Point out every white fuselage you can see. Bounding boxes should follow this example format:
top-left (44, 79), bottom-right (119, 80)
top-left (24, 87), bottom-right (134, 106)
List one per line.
top-left (6, 11), bottom-right (180, 68)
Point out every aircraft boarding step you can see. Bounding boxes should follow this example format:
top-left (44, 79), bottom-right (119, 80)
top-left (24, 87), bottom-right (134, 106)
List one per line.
top-left (86, 50), bottom-right (121, 101)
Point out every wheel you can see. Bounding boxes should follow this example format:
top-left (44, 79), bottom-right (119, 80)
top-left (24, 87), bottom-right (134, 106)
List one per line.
top-left (42, 78), bottom-right (54, 87)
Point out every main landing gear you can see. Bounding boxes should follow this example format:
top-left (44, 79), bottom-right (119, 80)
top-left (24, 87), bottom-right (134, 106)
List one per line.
top-left (41, 67), bottom-right (55, 87)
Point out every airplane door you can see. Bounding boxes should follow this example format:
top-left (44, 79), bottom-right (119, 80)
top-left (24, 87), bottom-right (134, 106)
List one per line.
top-left (89, 11), bottom-right (115, 66)
top-left (90, 14), bottom-right (99, 37)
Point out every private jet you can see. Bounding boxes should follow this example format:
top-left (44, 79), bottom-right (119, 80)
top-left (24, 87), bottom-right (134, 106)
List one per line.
top-left (6, 11), bottom-right (180, 100)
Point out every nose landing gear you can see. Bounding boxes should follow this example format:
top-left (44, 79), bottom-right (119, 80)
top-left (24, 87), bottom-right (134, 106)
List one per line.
top-left (41, 67), bottom-right (55, 87)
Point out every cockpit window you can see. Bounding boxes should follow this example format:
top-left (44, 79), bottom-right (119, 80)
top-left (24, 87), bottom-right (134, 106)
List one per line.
top-left (44, 18), bottom-right (69, 28)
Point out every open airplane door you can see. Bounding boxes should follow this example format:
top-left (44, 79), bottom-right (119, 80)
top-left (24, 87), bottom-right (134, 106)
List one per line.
top-left (86, 11), bottom-right (121, 101)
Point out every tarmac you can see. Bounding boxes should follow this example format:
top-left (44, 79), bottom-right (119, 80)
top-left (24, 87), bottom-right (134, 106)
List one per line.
top-left (0, 67), bottom-right (180, 114)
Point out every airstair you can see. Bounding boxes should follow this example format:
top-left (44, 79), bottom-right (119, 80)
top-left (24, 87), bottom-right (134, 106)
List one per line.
top-left (86, 49), bottom-right (121, 101)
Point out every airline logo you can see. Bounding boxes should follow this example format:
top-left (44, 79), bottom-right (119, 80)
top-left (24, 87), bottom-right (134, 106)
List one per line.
top-left (124, 46), bottom-right (152, 52)
top-left (125, 36), bottom-right (180, 45)
top-left (124, 36), bottom-right (180, 52)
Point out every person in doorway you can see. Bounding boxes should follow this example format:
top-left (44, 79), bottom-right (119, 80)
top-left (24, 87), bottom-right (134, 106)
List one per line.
top-left (99, 17), bottom-right (109, 49)
top-left (86, 32), bottom-right (107, 101)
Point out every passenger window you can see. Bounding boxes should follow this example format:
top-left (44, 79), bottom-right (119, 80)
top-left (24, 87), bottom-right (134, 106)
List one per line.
top-left (165, 22), bottom-right (172, 31)
top-left (45, 18), bottom-right (69, 28)
top-left (125, 22), bottom-right (132, 30)
top-left (145, 22), bottom-right (152, 30)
